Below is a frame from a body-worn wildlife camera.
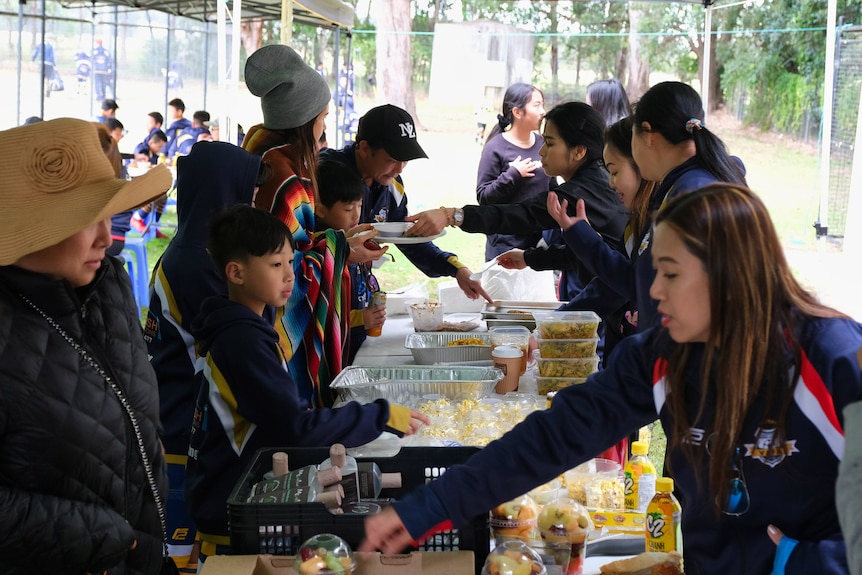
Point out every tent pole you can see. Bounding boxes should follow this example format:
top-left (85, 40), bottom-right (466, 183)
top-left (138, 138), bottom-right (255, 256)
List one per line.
top-left (702, 2), bottom-right (712, 121)
top-left (281, 0), bottom-right (293, 45)
top-left (817, 0), bottom-right (838, 236)
top-left (334, 25), bottom-right (341, 148)
top-left (164, 14), bottom-right (171, 113)
top-left (16, 0), bottom-right (23, 125)
top-left (203, 19), bottom-right (209, 109)
top-left (39, 0), bottom-right (46, 118)
top-left (112, 5), bottom-right (118, 98)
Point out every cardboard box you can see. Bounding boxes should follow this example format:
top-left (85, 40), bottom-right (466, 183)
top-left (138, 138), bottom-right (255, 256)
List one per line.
top-left (588, 508), bottom-right (646, 535)
top-left (201, 551), bottom-right (475, 575)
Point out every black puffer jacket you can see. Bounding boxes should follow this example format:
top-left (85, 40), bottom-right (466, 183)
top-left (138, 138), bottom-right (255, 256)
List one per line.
top-left (0, 257), bottom-right (167, 575)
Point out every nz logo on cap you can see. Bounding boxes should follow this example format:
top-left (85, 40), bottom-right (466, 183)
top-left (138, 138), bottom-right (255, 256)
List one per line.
top-left (398, 122), bottom-right (417, 139)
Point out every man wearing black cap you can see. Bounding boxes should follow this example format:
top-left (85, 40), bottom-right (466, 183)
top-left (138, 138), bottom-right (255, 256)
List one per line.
top-left (322, 104), bottom-right (491, 302)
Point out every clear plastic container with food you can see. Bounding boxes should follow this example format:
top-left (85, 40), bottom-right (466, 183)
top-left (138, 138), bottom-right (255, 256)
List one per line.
top-left (481, 539), bottom-right (547, 575)
top-left (534, 334), bottom-right (600, 358)
top-left (532, 350), bottom-right (599, 379)
top-left (537, 498), bottom-right (593, 575)
top-left (296, 533), bottom-right (356, 575)
top-left (531, 311), bottom-right (601, 340)
top-left (528, 478), bottom-right (565, 506)
top-left (489, 494), bottom-right (541, 543)
top-left (535, 376), bottom-right (588, 395)
top-left (564, 458), bottom-right (623, 509)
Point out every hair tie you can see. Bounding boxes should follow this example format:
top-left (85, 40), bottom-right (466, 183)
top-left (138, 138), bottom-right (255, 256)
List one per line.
top-left (497, 113), bottom-right (511, 130)
top-left (685, 118), bottom-right (704, 134)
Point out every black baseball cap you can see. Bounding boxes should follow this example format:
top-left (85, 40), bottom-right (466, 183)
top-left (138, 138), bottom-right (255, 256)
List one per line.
top-left (102, 98), bottom-right (119, 111)
top-left (355, 104), bottom-right (428, 162)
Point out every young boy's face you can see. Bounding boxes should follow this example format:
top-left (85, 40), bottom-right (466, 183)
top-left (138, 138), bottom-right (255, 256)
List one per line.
top-left (231, 244), bottom-right (295, 313)
top-left (318, 200), bottom-right (361, 231)
top-left (148, 139), bottom-right (166, 155)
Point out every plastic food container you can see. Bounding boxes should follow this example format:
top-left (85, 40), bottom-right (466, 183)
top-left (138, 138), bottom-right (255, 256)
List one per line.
top-left (480, 539), bottom-right (547, 575)
top-left (409, 301), bottom-right (445, 331)
top-left (538, 498), bottom-right (593, 575)
top-left (532, 350), bottom-right (599, 378)
top-left (565, 458), bottom-right (623, 509)
top-left (536, 376), bottom-right (588, 395)
top-left (534, 334), bottom-right (600, 358)
top-left (489, 494), bottom-right (540, 543)
top-left (531, 311), bottom-right (601, 340)
top-left (404, 332), bottom-right (492, 364)
top-left (296, 533), bottom-right (355, 575)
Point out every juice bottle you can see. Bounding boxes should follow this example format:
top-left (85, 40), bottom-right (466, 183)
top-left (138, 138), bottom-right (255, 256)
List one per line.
top-left (645, 477), bottom-right (682, 553)
top-left (624, 441), bottom-right (657, 512)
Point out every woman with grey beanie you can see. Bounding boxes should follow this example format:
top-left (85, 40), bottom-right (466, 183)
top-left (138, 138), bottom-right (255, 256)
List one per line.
top-left (242, 44), bottom-right (386, 409)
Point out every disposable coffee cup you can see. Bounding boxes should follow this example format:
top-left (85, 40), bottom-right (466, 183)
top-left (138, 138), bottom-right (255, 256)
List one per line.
top-left (492, 345), bottom-right (523, 394)
top-left (367, 291), bottom-right (387, 337)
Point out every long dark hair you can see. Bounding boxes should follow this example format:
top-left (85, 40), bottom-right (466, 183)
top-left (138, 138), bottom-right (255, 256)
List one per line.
top-left (657, 184), bottom-right (842, 514)
top-left (605, 117), bottom-right (655, 239)
top-left (485, 83), bottom-right (542, 143)
top-left (633, 82), bottom-right (746, 185)
top-left (266, 116), bottom-right (322, 196)
top-left (543, 102), bottom-right (606, 165)
top-left (587, 79), bottom-right (631, 126)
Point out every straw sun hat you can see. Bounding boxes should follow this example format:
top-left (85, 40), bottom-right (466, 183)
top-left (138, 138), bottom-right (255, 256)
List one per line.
top-left (0, 118), bottom-right (172, 266)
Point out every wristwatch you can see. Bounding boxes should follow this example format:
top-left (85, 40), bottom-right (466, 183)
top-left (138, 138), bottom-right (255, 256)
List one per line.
top-left (452, 207), bottom-right (464, 227)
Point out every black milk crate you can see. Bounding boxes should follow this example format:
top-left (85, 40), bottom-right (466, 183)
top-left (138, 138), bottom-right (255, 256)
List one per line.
top-left (227, 446), bottom-right (489, 574)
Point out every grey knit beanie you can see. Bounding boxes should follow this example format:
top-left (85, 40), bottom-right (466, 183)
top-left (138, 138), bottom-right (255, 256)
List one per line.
top-left (245, 45), bottom-right (331, 130)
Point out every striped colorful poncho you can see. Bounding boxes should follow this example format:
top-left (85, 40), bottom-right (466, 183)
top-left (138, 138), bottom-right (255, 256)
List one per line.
top-left (244, 125), bottom-right (351, 408)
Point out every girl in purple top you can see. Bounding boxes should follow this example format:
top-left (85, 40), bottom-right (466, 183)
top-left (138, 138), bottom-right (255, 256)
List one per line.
top-left (476, 83), bottom-right (554, 260)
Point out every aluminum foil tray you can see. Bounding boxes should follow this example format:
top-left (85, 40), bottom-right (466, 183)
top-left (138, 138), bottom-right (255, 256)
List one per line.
top-left (480, 300), bottom-right (561, 320)
top-left (330, 365), bottom-right (502, 406)
top-left (404, 332), bottom-right (493, 364)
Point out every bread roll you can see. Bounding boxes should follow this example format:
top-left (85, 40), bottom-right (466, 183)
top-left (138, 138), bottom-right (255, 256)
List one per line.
top-left (599, 551), bottom-right (683, 575)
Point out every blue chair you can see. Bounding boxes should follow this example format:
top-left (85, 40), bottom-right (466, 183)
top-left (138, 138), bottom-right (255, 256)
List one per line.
top-left (122, 237), bottom-right (150, 313)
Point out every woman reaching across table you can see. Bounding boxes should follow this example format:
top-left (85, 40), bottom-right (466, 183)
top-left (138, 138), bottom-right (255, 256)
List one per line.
top-left (363, 183), bottom-right (862, 575)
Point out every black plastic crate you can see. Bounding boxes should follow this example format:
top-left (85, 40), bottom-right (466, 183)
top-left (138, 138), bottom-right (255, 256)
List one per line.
top-left (227, 446), bottom-right (489, 573)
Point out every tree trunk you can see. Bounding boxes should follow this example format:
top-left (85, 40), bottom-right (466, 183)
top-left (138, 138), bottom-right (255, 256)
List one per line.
top-left (240, 19), bottom-right (264, 58)
top-left (374, 0), bottom-right (419, 126)
top-left (626, 3), bottom-right (649, 101)
top-left (549, 2), bottom-right (559, 103)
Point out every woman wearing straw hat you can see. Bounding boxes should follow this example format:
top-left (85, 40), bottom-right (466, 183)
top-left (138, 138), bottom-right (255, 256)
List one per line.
top-left (242, 44), bottom-right (387, 408)
top-left (0, 118), bottom-right (174, 574)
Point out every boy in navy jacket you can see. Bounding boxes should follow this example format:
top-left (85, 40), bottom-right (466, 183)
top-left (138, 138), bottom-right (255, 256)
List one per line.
top-left (185, 205), bottom-right (427, 556)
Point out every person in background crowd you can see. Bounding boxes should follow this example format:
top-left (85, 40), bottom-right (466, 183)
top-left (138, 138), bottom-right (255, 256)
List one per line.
top-left (75, 50), bottom-right (90, 94)
top-left (242, 44), bottom-right (387, 408)
top-left (546, 81), bottom-right (747, 333)
top-left (134, 129), bottom-right (168, 165)
top-left (143, 111), bottom-right (164, 144)
top-left (23, 115), bottom-right (43, 125)
top-left (163, 98), bottom-right (191, 158)
top-left (185, 205), bottom-right (427, 559)
top-left (92, 121), bottom-right (135, 257)
top-left (31, 34), bottom-right (59, 96)
top-left (586, 78), bottom-right (631, 126)
top-left (476, 82), bottom-right (553, 261)
top-left (322, 104), bottom-right (492, 303)
top-left (173, 110), bottom-right (212, 157)
top-left (98, 98), bottom-right (119, 123)
top-left (363, 183), bottom-right (862, 575)
top-left (145, 140), bottom-right (264, 572)
top-left (0, 118), bottom-right (172, 574)
top-left (315, 159), bottom-right (386, 364)
top-left (92, 38), bottom-right (113, 100)
top-left (105, 117), bottom-right (125, 143)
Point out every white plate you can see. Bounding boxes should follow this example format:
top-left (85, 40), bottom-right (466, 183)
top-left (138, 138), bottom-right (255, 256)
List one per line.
top-left (375, 229), bottom-right (446, 244)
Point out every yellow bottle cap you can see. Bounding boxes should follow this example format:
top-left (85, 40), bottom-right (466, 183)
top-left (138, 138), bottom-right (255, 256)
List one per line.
top-left (656, 477), bottom-right (674, 492)
top-left (631, 441), bottom-right (648, 456)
